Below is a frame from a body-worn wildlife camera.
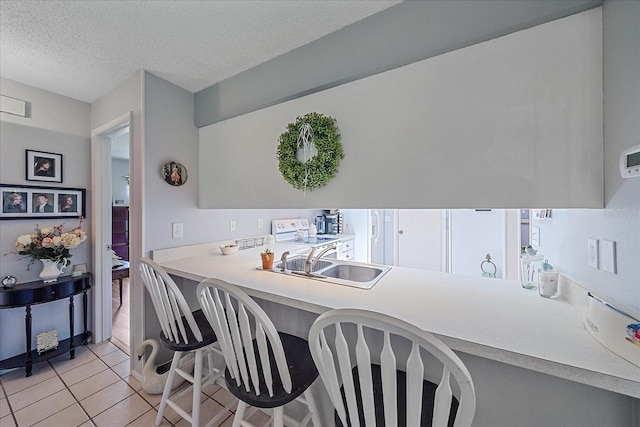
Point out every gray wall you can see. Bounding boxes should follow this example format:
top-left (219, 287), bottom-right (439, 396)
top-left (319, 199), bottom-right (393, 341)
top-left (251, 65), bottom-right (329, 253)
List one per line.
top-left (195, 0), bottom-right (603, 127)
top-left (0, 78), bottom-right (92, 362)
top-left (142, 72), bottom-right (322, 357)
top-left (143, 72), bottom-right (322, 251)
top-left (198, 9), bottom-right (603, 209)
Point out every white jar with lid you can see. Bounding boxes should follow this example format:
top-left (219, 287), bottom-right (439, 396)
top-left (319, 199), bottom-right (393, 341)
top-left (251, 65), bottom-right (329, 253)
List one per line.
top-left (538, 259), bottom-right (559, 298)
top-left (539, 270), bottom-right (559, 298)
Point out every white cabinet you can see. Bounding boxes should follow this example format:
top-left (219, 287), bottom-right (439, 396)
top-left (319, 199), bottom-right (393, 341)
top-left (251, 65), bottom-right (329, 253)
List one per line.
top-left (338, 237), bottom-right (354, 261)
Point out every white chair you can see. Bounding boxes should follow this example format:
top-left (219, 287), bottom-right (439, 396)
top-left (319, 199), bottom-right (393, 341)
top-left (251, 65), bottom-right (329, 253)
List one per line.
top-left (139, 258), bottom-right (233, 427)
top-left (197, 277), bottom-right (321, 427)
top-left (308, 308), bottom-right (476, 427)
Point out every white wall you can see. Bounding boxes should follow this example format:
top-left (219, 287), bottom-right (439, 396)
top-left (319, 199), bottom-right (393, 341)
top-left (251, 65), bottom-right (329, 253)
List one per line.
top-left (199, 10), bottom-right (603, 209)
top-left (111, 158), bottom-right (129, 206)
top-left (0, 78), bottom-right (92, 363)
top-left (450, 210), bottom-right (506, 278)
top-left (533, 1), bottom-right (640, 316)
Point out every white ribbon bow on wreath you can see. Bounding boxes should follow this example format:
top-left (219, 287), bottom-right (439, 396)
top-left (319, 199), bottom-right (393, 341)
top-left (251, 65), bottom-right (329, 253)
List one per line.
top-left (296, 123), bottom-right (317, 196)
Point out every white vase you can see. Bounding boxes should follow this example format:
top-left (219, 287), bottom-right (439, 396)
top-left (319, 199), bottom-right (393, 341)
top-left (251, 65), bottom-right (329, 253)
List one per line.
top-left (39, 259), bottom-right (66, 283)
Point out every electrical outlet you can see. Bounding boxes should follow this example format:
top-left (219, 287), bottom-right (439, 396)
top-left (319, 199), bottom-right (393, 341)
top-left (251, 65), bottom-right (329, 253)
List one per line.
top-left (257, 218), bottom-right (263, 229)
top-left (587, 238), bottom-right (598, 269)
top-left (172, 222), bottom-right (184, 238)
top-left (600, 240), bottom-right (617, 274)
top-left (230, 220), bottom-right (237, 232)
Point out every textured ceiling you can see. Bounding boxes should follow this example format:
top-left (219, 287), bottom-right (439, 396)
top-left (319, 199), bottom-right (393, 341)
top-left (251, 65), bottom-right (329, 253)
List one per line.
top-left (0, 0), bottom-right (400, 103)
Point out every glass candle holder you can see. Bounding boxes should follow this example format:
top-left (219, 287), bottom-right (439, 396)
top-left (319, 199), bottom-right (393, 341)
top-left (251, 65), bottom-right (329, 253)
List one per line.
top-left (520, 254), bottom-right (544, 289)
top-left (539, 270), bottom-right (559, 298)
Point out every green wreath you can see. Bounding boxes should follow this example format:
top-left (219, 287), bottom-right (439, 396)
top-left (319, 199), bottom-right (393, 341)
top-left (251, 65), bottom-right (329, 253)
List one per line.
top-left (276, 112), bottom-right (343, 191)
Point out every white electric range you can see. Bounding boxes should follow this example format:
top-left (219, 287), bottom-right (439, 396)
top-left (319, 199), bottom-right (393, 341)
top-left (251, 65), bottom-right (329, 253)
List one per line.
top-left (272, 218), bottom-right (341, 257)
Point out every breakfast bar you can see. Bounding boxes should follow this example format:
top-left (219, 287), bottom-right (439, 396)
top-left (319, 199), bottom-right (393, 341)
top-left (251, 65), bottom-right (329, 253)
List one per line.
top-left (153, 242), bottom-right (640, 426)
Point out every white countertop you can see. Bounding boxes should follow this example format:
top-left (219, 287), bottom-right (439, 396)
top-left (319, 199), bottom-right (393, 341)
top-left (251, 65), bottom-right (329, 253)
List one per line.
top-left (154, 242), bottom-right (640, 398)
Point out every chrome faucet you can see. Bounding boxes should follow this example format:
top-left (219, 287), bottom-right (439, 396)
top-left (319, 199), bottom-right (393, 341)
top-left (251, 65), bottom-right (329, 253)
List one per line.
top-left (280, 251), bottom-right (290, 272)
top-left (305, 246), bottom-right (336, 274)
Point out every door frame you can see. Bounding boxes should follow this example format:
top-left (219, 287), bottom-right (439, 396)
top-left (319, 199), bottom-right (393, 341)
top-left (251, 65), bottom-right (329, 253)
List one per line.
top-left (90, 113), bottom-right (132, 343)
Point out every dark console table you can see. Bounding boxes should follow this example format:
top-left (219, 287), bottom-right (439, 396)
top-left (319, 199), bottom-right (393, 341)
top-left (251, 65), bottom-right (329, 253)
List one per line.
top-left (0, 273), bottom-right (92, 376)
top-left (112, 261), bottom-right (129, 306)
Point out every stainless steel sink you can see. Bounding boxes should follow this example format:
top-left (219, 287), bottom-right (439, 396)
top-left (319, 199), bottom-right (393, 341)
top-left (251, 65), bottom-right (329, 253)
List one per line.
top-left (275, 257), bottom-right (333, 273)
top-left (265, 255), bottom-right (391, 290)
top-left (321, 264), bottom-right (387, 283)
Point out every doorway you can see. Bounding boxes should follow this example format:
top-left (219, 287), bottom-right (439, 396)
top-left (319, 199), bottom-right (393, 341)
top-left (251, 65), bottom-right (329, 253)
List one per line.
top-left (110, 128), bottom-right (130, 354)
top-left (90, 113), bottom-right (133, 354)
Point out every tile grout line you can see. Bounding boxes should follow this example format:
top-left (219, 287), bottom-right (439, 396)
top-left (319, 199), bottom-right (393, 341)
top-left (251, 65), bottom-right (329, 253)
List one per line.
top-left (0, 378), bottom-right (20, 427)
top-left (46, 357), bottom-right (94, 427)
top-left (81, 344), bottom-right (143, 426)
top-left (2, 342), bottom-right (236, 427)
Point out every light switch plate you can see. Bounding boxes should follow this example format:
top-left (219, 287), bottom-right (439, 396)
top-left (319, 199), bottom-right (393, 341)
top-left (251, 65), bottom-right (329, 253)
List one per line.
top-left (531, 226), bottom-right (540, 248)
top-left (587, 238), bottom-right (599, 269)
top-left (172, 222), bottom-right (184, 238)
top-left (230, 220), bottom-right (237, 232)
top-left (600, 240), bottom-right (617, 274)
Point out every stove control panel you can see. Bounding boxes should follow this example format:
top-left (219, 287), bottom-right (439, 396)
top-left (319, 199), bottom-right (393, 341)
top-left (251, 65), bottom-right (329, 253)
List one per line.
top-left (272, 219), bottom-right (310, 235)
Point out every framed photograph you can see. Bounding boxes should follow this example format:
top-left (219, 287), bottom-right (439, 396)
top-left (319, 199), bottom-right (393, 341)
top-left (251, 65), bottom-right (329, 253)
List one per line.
top-left (534, 209), bottom-right (552, 220)
top-left (26, 149), bottom-right (63, 183)
top-left (534, 209), bottom-right (547, 219)
top-left (0, 184), bottom-right (85, 220)
top-left (72, 263), bottom-right (88, 277)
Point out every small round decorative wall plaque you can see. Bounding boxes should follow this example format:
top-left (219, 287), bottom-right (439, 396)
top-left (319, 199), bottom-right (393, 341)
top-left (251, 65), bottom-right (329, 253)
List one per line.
top-left (161, 161), bottom-right (188, 186)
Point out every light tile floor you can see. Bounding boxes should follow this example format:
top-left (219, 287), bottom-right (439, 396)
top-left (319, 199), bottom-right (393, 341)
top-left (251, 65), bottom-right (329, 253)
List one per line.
top-left (0, 341), bottom-right (269, 427)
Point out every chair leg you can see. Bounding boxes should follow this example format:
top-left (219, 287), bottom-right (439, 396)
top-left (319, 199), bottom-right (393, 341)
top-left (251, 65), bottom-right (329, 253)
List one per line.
top-left (232, 401), bottom-right (248, 427)
top-left (303, 389), bottom-right (321, 427)
top-left (191, 349), bottom-right (204, 427)
top-left (156, 351), bottom-right (183, 425)
top-left (273, 407), bottom-right (284, 427)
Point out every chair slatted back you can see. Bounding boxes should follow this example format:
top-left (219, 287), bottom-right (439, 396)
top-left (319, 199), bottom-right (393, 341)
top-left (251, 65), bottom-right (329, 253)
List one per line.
top-left (197, 278), bottom-right (292, 396)
top-left (309, 309), bottom-right (476, 427)
top-left (139, 258), bottom-right (203, 344)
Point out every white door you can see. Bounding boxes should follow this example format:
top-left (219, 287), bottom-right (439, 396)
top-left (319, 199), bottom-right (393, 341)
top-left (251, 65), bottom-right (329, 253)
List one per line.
top-left (447, 209), bottom-right (520, 280)
top-left (449, 209), bottom-right (506, 278)
top-left (397, 209), bottom-right (445, 271)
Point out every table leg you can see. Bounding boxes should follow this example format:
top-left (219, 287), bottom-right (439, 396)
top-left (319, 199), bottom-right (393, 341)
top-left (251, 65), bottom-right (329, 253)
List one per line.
top-left (25, 305), bottom-right (32, 377)
top-left (69, 295), bottom-right (75, 359)
top-left (83, 290), bottom-right (88, 335)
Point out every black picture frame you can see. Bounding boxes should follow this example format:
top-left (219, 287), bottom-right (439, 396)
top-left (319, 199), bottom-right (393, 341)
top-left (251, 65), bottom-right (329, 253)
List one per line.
top-left (0, 184), bottom-right (85, 220)
top-left (26, 149), bottom-right (63, 183)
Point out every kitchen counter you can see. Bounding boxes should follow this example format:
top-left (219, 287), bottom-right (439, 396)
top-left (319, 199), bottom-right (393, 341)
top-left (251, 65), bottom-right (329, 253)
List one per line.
top-left (153, 242), bottom-right (640, 399)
